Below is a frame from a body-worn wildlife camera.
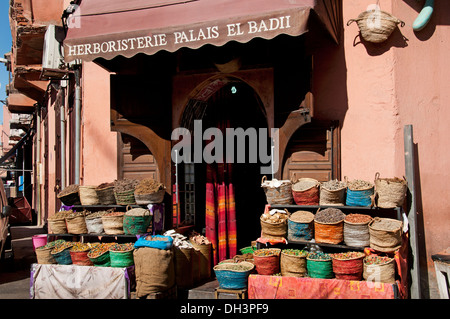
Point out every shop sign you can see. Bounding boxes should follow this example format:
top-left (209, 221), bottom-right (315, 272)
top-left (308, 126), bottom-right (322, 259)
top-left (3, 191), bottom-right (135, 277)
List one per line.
top-left (64, 9), bottom-right (310, 61)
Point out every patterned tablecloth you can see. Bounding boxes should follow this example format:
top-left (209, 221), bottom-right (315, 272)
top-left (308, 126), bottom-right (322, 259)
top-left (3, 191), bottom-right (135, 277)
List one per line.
top-left (30, 263), bottom-right (135, 299)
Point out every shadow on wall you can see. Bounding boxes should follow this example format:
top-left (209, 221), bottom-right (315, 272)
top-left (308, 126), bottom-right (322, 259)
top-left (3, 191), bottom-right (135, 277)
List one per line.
top-left (351, 27), bottom-right (409, 56)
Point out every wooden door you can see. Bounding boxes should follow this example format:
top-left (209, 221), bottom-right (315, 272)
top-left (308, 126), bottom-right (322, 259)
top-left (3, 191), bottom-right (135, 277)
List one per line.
top-left (117, 133), bottom-right (160, 181)
top-left (282, 120), bottom-right (340, 182)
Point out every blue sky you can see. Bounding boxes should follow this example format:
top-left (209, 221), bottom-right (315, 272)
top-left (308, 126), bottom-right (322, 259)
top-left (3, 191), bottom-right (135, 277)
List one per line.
top-left (0, 1), bottom-right (11, 125)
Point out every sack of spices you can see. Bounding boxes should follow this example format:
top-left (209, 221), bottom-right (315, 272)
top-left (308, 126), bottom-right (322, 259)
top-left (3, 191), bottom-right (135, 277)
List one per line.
top-left (51, 242), bottom-right (74, 265)
top-left (134, 178), bottom-right (166, 204)
top-left (280, 249), bottom-right (308, 277)
top-left (260, 208), bottom-right (289, 240)
top-left (345, 178), bottom-right (374, 207)
top-left (47, 210), bottom-right (72, 234)
top-left (363, 255), bottom-right (396, 284)
top-left (109, 243), bottom-right (135, 267)
top-left (189, 232), bottom-right (212, 281)
top-left (374, 173), bottom-right (407, 208)
top-left (319, 180), bottom-right (347, 206)
top-left (253, 248), bottom-right (281, 275)
top-left (291, 177), bottom-right (320, 205)
top-left (85, 210), bottom-right (109, 234)
top-left (70, 242), bottom-right (98, 266)
top-left (314, 208), bottom-right (346, 244)
top-left (331, 251), bottom-right (365, 280)
top-left (102, 211), bottom-right (125, 235)
top-left (35, 239), bottom-right (66, 264)
top-left (114, 179), bottom-right (139, 205)
top-left (65, 211), bottom-right (88, 234)
top-left (57, 184), bottom-right (81, 206)
top-left (287, 210), bottom-right (314, 241)
top-left (344, 214), bottom-right (372, 247)
top-left (123, 207), bottom-right (152, 235)
top-left (95, 182), bottom-right (116, 205)
top-left (261, 176), bottom-right (293, 205)
top-left (79, 185), bottom-right (100, 205)
top-left (88, 243), bottom-right (114, 267)
top-left (306, 252), bottom-right (333, 279)
top-left (368, 217), bottom-right (403, 252)
top-left (214, 261), bottom-right (254, 290)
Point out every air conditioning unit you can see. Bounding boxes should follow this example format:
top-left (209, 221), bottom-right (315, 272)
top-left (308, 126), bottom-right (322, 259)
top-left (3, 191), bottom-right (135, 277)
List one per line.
top-left (41, 25), bottom-right (68, 80)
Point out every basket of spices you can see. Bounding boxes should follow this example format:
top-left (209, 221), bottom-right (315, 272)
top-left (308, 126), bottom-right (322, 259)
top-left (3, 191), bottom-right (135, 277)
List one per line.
top-left (51, 241), bottom-right (74, 265)
top-left (253, 248), bottom-right (281, 275)
top-left (88, 243), bottom-right (114, 267)
top-left (320, 179), bottom-right (347, 206)
top-left (123, 207), bottom-right (152, 235)
top-left (47, 210), bottom-right (71, 234)
top-left (109, 243), bottom-right (135, 267)
top-left (85, 210), bottom-right (109, 234)
top-left (369, 217), bottom-right (403, 252)
top-left (344, 214), bottom-right (373, 247)
top-left (314, 208), bottom-right (346, 244)
top-left (102, 211), bottom-right (125, 235)
top-left (374, 173), bottom-right (407, 208)
top-left (134, 178), bottom-right (166, 204)
top-left (56, 184), bottom-right (81, 206)
top-left (345, 178), bottom-right (374, 207)
top-left (95, 182), bottom-right (116, 205)
top-left (70, 242), bottom-right (98, 266)
top-left (114, 179), bottom-right (139, 205)
top-left (214, 261), bottom-right (255, 289)
top-left (291, 177), bottom-right (320, 205)
top-left (79, 185), bottom-right (100, 205)
top-left (261, 176), bottom-right (293, 205)
top-left (65, 210), bottom-right (88, 234)
top-left (260, 209), bottom-right (289, 240)
top-left (307, 252), bottom-right (333, 279)
top-left (287, 210), bottom-right (314, 241)
top-left (363, 255), bottom-right (396, 283)
top-left (331, 251), bottom-right (365, 280)
top-left (280, 249), bottom-right (308, 277)
top-left (35, 239), bottom-right (66, 264)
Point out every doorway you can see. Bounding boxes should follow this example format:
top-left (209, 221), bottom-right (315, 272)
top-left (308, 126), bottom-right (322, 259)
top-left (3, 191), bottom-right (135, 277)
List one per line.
top-left (179, 77), bottom-right (268, 261)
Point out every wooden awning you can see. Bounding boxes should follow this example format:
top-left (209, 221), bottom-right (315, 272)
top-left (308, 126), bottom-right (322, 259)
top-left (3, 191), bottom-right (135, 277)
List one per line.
top-left (63, 0), bottom-right (342, 62)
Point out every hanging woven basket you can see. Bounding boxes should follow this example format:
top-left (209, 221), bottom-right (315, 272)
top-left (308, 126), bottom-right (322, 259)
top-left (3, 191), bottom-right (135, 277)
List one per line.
top-left (347, 9), bottom-right (405, 43)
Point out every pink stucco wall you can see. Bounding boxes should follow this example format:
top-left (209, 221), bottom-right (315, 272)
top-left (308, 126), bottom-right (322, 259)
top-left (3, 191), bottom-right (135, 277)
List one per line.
top-left (314, 0), bottom-right (450, 297)
top-left (81, 62), bottom-right (118, 186)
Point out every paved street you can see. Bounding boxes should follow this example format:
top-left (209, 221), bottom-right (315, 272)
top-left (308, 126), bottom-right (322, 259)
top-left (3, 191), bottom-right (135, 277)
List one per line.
top-left (0, 225), bottom-right (46, 299)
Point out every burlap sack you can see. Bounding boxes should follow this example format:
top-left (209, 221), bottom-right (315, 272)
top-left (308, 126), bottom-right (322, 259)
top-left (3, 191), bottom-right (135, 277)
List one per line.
top-left (133, 247), bottom-right (175, 298)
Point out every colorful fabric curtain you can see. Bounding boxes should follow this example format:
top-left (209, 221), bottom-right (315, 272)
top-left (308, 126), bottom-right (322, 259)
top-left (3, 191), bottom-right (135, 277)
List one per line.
top-left (206, 162), bottom-right (237, 265)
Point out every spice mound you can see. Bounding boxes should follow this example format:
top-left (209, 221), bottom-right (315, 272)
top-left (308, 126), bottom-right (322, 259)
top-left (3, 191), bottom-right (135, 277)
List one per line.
top-left (103, 211), bottom-right (125, 217)
top-left (292, 179), bottom-right (318, 191)
top-left (347, 179), bottom-right (373, 190)
top-left (370, 218), bottom-right (402, 231)
top-left (331, 251), bottom-right (365, 260)
top-left (70, 242), bottom-right (99, 252)
top-left (260, 209), bottom-right (288, 224)
top-left (253, 248), bottom-right (280, 257)
top-left (314, 208), bottom-right (345, 224)
top-left (282, 249), bottom-right (308, 257)
top-left (364, 255), bottom-right (393, 265)
top-left (289, 210), bottom-right (314, 223)
top-left (345, 213), bottom-right (372, 224)
top-left (51, 242), bottom-right (74, 254)
top-left (36, 239), bottom-right (66, 250)
top-left (109, 243), bottom-right (134, 252)
top-left (49, 210), bottom-right (73, 220)
top-left (321, 179), bottom-right (346, 190)
top-left (135, 178), bottom-right (164, 195)
top-left (87, 243), bottom-right (115, 258)
top-left (96, 182), bottom-right (114, 190)
top-left (114, 179), bottom-right (139, 192)
top-left (85, 210), bottom-right (109, 220)
top-left (307, 251), bottom-right (331, 260)
top-left (57, 184), bottom-right (79, 197)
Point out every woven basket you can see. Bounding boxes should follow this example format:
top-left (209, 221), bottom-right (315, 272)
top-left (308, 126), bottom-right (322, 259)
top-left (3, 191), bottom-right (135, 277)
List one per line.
top-left (291, 177), bottom-right (320, 205)
top-left (314, 220), bottom-right (344, 245)
top-left (369, 217), bottom-right (403, 252)
top-left (35, 246), bottom-right (57, 264)
top-left (280, 250), bottom-right (307, 277)
top-left (47, 218), bottom-right (67, 234)
top-left (102, 213), bottom-right (125, 235)
top-left (347, 9), bottom-right (405, 43)
top-left (214, 262), bottom-right (254, 290)
top-left (135, 188), bottom-right (166, 205)
top-left (374, 173), bottom-right (407, 208)
top-left (260, 216), bottom-right (287, 240)
top-left (109, 249), bottom-right (134, 267)
top-left (57, 185), bottom-right (81, 205)
top-left (344, 218), bottom-right (372, 248)
top-left (66, 215), bottom-right (88, 234)
top-left (363, 257), bottom-right (396, 283)
top-left (95, 184), bottom-right (116, 205)
top-left (261, 176), bottom-right (293, 205)
top-left (79, 185), bottom-right (100, 205)
top-left (114, 189), bottom-right (136, 205)
top-left (319, 184), bottom-right (347, 206)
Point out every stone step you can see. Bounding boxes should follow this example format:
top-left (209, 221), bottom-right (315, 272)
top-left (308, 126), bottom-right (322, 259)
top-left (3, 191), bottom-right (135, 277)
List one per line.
top-left (186, 279), bottom-right (244, 299)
